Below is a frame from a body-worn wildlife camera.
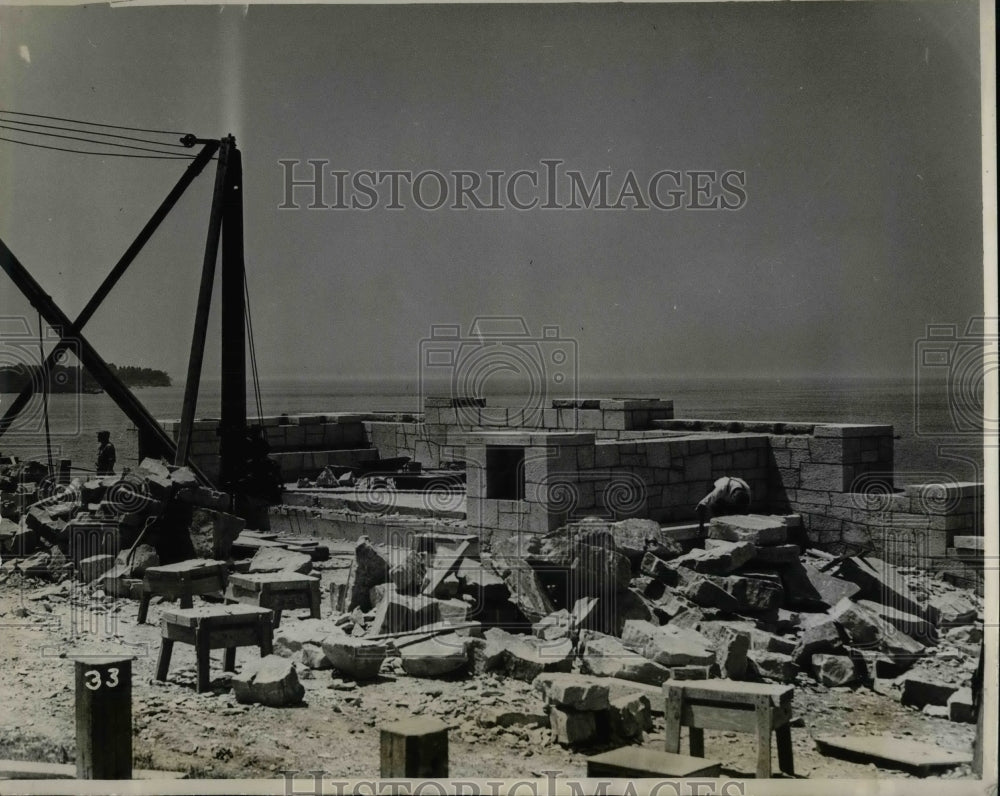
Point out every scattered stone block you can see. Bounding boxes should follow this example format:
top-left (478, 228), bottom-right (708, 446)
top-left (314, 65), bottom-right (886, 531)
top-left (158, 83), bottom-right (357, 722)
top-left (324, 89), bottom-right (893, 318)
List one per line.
top-left (708, 515), bottom-right (787, 545)
top-left (489, 546), bottom-right (555, 623)
top-left (533, 673), bottom-right (611, 711)
top-left (586, 747), bottom-right (722, 778)
top-left (858, 600), bottom-right (935, 645)
top-left (811, 654), bottom-right (858, 687)
top-left (400, 634), bottom-right (468, 677)
top-left (367, 585), bottom-right (437, 635)
top-left (608, 693), bottom-right (652, 740)
top-left (533, 609), bottom-right (572, 641)
top-left (274, 618), bottom-right (341, 657)
top-left (349, 537), bottom-right (389, 611)
top-left (699, 624), bottom-right (751, 679)
top-left (78, 554), bottom-right (116, 584)
top-left (947, 687), bottom-right (974, 723)
top-left (321, 636), bottom-right (388, 680)
top-left (482, 628), bottom-right (573, 681)
top-left (684, 572), bottom-right (783, 612)
top-left (749, 544), bottom-right (801, 565)
top-left (432, 597), bottom-right (469, 625)
top-left (620, 620), bottom-right (715, 667)
top-left (580, 632), bottom-right (672, 686)
top-left (792, 617), bottom-right (844, 663)
top-left (831, 598), bottom-right (925, 664)
top-left (672, 541), bottom-right (756, 574)
top-left (115, 544), bottom-right (159, 578)
top-left (300, 645), bottom-right (332, 670)
top-left (248, 547), bottom-right (312, 576)
top-left (899, 672), bottom-right (960, 709)
top-left (812, 734), bottom-right (972, 774)
top-left (835, 557), bottom-right (926, 619)
top-left (608, 518), bottom-right (684, 564)
top-left (549, 706), bottom-right (597, 746)
top-left (780, 561), bottom-right (860, 609)
top-left (746, 650), bottom-right (797, 683)
top-left (928, 593), bottom-right (977, 627)
top-left (232, 655), bottom-right (305, 707)
top-left (640, 552), bottom-right (680, 584)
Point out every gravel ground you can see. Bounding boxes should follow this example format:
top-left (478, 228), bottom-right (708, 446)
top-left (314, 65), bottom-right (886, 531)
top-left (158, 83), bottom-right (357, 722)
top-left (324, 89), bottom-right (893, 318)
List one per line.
top-left (0, 566), bottom-right (981, 783)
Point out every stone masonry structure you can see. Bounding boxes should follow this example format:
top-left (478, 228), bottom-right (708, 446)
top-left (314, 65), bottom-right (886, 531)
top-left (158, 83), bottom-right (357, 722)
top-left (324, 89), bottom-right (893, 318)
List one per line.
top-left (144, 396), bottom-right (983, 587)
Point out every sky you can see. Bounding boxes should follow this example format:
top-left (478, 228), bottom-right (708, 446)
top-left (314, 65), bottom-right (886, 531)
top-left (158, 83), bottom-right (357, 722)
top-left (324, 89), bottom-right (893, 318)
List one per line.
top-left (0, 2), bottom-right (987, 387)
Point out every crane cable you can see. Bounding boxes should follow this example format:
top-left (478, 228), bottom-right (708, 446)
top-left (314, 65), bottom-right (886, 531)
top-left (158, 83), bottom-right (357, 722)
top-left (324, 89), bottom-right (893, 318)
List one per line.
top-left (244, 266), bottom-right (266, 441)
top-left (36, 314), bottom-right (54, 476)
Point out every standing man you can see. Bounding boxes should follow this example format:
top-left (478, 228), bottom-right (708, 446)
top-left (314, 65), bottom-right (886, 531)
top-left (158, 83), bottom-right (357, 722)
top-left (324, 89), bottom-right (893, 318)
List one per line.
top-left (695, 475), bottom-right (751, 533)
top-left (95, 430), bottom-right (116, 476)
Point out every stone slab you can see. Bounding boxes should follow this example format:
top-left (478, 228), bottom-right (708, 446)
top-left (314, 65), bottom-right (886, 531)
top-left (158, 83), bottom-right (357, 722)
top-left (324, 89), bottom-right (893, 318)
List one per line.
top-left (813, 734), bottom-right (972, 773)
top-left (587, 748), bottom-right (722, 778)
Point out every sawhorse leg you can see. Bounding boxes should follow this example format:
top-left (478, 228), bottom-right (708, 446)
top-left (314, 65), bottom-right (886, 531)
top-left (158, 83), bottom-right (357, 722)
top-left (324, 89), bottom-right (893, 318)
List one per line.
top-left (754, 695), bottom-right (773, 778)
top-left (137, 590), bottom-right (152, 624)
top-left (663, 685), bottom-right (683, 754)
top-left (223, 647), bottom-right (237, 672)
top-left (155, 638), bottom-right (173, 682)
top-left (775, 725), bottom-right (794, 776)
top-left (195, 625), bottom-right (211, 693)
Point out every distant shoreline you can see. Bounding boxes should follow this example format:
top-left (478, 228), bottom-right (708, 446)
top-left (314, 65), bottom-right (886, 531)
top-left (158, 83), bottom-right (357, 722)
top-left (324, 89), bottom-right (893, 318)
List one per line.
top-left (0, 363), bottom-right (171, 393)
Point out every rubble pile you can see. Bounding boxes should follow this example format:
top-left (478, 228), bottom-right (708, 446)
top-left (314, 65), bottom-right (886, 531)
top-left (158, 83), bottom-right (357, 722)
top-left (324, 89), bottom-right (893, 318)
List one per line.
top-left (1, 493), bottom-right (984, 753)
top-left (0, 458), bottom-right (246, 590)
top-left (258, 514), bottom-right (982, 747)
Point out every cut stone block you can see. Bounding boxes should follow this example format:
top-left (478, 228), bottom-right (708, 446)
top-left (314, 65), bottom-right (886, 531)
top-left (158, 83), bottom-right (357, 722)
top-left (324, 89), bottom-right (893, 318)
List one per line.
top-left (780, 561), bottom-right (860, 609)
top-left (400, 634), bottom-right (468, 677)
top-left (321, 636), bottom-right (388, 680)
top-left (231, 655), bottom-right (305, 707)
top-left (607, 693), bottom-right (653, 740)
top-left (349, 537), bottom-right (389, 611)
top-left (927, 593), bottom-right (978, 627)
top-left (858, 599), bottom-right (936, 645)
top-left (792, 617), bottom-right (844, 663)
top-left (746, 650), bottom-right (797, 683)
top-left (708, 515), bottom-right (787, 545)
top-left (899, 672), bottom-right (960, 709)
top-left (532, 673), bottom-right (611, 711)
top-left (830, 598), bottom-right (925, 664)
top-left (274, 618), bottom-right (342, 657)
top-left (811, 654), bottom-right (858, 687)
top-left (672, 541), bottom-right (756, 574)
top-left (620, 619), bottom-right (715, 667)
top-left (549, 706), bottom-right (597, 746)
top-left (813, 734), bottom-right (972, 774)
top-left (586, 748), bottom-right (722, 778)
top-left (749, 544), bottom-right (801, 565)
top-left (835, 557), bottom-right (926, 619)
top-left (947, 687), bottom-right (974, 723)
top-left (533, 609), bottom-right (572, 641)
top-left (248, 547), bottom-right (312, 576)
top-left (580, 632), bottom-right (672, 686)
top-left (77, 554), bottom-right (116, 584)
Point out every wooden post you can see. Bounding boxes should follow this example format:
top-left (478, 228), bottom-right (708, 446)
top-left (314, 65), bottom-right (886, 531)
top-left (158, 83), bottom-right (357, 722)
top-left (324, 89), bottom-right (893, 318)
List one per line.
top-left (74, 656), bottom-right (132, 779)
top-left (380, 717), bottom-right (449, 777)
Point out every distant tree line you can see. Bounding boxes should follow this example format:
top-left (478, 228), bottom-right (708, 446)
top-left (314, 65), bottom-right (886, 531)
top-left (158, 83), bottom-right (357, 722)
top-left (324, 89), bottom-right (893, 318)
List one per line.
top-left (0, 362), bottom-right (171, 393)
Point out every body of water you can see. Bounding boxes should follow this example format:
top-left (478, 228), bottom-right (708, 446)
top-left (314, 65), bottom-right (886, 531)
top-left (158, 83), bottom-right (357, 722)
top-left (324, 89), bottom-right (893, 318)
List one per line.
top-left (0, 376), bottom-right (985, 488)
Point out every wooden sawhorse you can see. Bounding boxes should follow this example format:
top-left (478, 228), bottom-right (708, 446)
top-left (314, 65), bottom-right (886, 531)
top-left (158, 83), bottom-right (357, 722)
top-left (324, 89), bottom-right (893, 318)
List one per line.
top-left (663, 679), bottom-right (795, 778)
top-left (226, 572), bottom-right (321, 627)
top-left (137, 559), bottom-right (228, 624)
top-left (156, 604), bottom-right (273, 692)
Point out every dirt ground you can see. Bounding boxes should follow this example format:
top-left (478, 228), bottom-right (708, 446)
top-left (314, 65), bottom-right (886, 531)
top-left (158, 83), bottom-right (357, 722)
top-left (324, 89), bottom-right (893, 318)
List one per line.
top-left (0, 563), bottom-right (980, 783)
